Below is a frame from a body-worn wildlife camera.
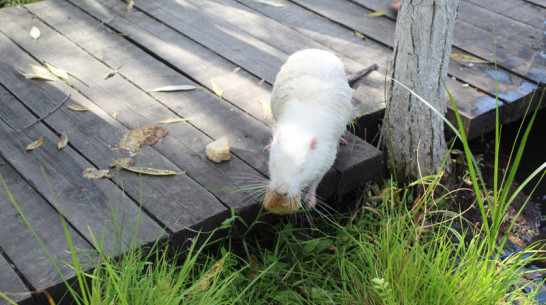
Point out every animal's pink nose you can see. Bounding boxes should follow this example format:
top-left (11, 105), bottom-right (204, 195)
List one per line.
top-left (275, 190), bottom-right (288, 197)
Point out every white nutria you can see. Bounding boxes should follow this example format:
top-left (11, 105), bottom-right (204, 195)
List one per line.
top-left (266, 49), bottom-right (353, 210)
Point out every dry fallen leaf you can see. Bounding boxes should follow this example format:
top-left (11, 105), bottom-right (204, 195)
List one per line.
top-left (232, 67), bottom-right (241, 74)
top-left (67, 104), bottom-right (90, 112)
top-left (18, 67), bottom-right (56, 81)
top-left (119, 125), bottom-right (168, 151)
top-left (155, 118), bottom-right (189, 124)
top-left (147, 85), bottom-right (199, 92)
top-left (126, 0), bottom-right (134, 13)
top-left (210, 79), bottom-right (223, 98)
top-left (354, 31), bottom-right (366, 39)
top-left (83, 168), bottom-right (112, 179)
top-left (45, 62), bottom-right (69, 79)
top-left (257, 100), bottom-right (270, 120)
top-left (117, 164), bottom-right (185, 176)
top-left (109, 157), bottom-right (135, 168)
top-left (450, 53), bottom-right (489, 64)
top-left (111, 112), bottom-right (118, 119)
top-left (252, 0), bottom-right (286, 7)
top-left (24, 136), bottom-right (44, 153)
top-left (257, 79), bottom-right (265, 87)
top-left (29, 64), bottom-right (51, 76)
top-left (58, 131), bottom-right (68, 150)
top-left (29, 26), bottom-right (41, 41)
top-left (104, 63), bottom-right (122, 80)
top-left (368, 9), bottom-right (389, 17)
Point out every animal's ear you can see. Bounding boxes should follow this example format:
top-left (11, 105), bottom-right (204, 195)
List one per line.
top-left (310, 137), bottom-right (318, 150)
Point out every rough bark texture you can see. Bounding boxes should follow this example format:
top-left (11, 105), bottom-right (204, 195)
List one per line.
top-left (382, 0), bottom-right (459, 181)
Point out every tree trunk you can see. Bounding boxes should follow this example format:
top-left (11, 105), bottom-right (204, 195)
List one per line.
top-left (381, 0), bottom-right (459, 182)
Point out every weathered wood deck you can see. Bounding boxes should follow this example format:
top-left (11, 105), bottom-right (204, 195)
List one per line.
top-left (0, 0), bottom-right (544, 303)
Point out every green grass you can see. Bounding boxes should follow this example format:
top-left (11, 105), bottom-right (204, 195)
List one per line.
top-left (1, 68), bottom-right (545, 304)
top-left (0, 0), bottom-right (40, 8)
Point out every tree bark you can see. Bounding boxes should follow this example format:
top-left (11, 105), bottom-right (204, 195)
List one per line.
top-left (381, 0), bottom-right (459, 182)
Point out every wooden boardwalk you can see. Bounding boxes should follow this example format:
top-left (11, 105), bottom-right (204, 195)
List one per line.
top-left (0, 0), bottom-right (544, 303)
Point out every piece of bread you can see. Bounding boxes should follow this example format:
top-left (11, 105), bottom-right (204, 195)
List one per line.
top-left (263, 187), bottom-right (301, 214)
top-left (206, 137), bottom-right (231, 163)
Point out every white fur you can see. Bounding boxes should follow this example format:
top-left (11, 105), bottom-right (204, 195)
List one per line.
top-left (268, 49), bottom-right (353, 206)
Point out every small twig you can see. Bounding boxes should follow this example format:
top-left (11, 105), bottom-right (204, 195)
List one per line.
top-left (17, 94), bottom-right (71, 132)
top-left (347, 63), bottom-right (379, 88)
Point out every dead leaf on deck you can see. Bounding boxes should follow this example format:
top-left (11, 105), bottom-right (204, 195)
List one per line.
top-left (83, 168), bottom-right (112, 179)
top-left (155, 118), bottom-right (189, 124)
top-left (116, 164), bottom-right (185, 176)
top-left (24, 136), bottom-right (44, 153)
top-left (18, 66), bottom-right (55, 81)
top-left (111, 112), bottom-right (118, 119)
top-left (67, 105), bottom-right (90, 112)
top-left (210, 79), bottom-right (223, 98)
top-left (29, 64), bottom-right (51, 76)
top-left (354, 31), bottom-right (366, 39)
top-left (126, 0), bottom-right (134, 13)
top-left (450, 53), bottom-right (489, 64)
top-left (257, 79), bottom-right (265, 87)
top-left (104, 63), bottom-right (122, 80)
top-left (252, 0), bottom-right (286, 7)
top-left (109, 157), bottom-right (135, 168)
top-left (30, 26), bottom-right (41, 41)
top-left (257, 100), bottom-right (270, 120)
top-left (147, 85), bottom-right (199, 92)
top-left (119, 125), bottom-right (168, 151)
top-left (45, 62), bottom-right (69, 79)
top-left (232, 67), bottom-right (241, 74)
top-left (368, 9), bottom-right (389, 17)
top-left (58, 131), bottom-right (68, 150)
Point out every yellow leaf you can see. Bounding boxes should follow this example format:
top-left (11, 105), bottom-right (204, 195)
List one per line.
top-left (29, 26), bottom-right (41, 41)
top-left (354, 31), bottom-right (366, 39)
top-left (24, 136), bottom-right (44, 153)
top-left (252, 0), bottom-right (285, 7)
top-left (257, 100), bottom-right (270, 120)
top-left (450, 53), bottom-right (489, 64)
top-left (104, 70), bottom-right (117, 80)
top-left (29, 64), bottom-right (50, 76)
top-left (257, 79), bottom-right (265, 87)
top-left (58, 131), bottom-right (68, 150)
top-left (117, 164), bottom-right (185, 176)
top-left (111, 112), bottom-right (118, 119)
top-left (45, 62), bottom-right (69, 79)
top-left (126, 0), bottom-right (134, 13)
top-left (211, 79), bottom-right (223, 98)
top-left (155, 118), bottom-right (190, 124)
top-left (368, 9), bottom-right (389, 17)
top-left (67, 105), bottom-right (90, 112)
top-left (20, 73), bottom-right (56, 81)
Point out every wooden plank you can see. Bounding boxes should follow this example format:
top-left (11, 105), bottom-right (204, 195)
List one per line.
top-left (463, 0), bottom-right (546, 29)
top-left (457, 1), bottom-right (544, 52)
top-left (17, 1), bottom-right (269, 214)
top-left (182, 0), bottom-right (387, 121)
top-left (54, 0), bottom-right (381, 199)
top-left (0, 45), bottom-right (162, 254)
top-left (524, 0), bottom-right (546, 8)
top-left (284, 0), bottom-right (541, 136)
top-left (0, 254), bottom-right (33, 305)
top-left (1, 4), bottom-right (258, 221)
top-left (346, 0), bottom-right (545, 84)
top-left (0, 32), bottom-right (228, 236)
top-left (0, 154), bottom-right (92, 304)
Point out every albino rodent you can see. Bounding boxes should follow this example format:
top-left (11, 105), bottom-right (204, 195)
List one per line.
top-left (266, 49), bottom-right (353, 209)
